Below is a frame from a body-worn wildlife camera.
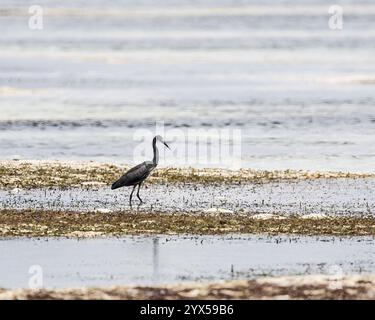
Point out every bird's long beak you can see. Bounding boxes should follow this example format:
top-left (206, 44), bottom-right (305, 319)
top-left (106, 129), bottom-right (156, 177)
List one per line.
top-left (164, 142), bottom-right (170, 150)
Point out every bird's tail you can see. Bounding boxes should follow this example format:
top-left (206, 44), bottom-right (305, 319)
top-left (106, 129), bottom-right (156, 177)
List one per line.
top-left (111, 179), bottom-right (121, 190)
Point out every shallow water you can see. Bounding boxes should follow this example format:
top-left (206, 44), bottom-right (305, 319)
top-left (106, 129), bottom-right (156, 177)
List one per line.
top-left (0, 235), bottom-right (374, 289)
top-left (0, 0), bottom-right (374, 172)
top-left (1, 178), bottom-right (374, 215)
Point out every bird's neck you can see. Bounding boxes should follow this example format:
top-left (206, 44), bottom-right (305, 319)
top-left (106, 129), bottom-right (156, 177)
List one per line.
top-left (152, 139), bottom-right (159, 166)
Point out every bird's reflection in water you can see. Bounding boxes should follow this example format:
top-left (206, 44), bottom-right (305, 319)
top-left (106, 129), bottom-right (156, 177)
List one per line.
top-left (152, 237), bottom-right (159, 280)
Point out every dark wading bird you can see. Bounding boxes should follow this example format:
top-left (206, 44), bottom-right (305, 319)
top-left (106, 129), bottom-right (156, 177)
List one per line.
top-left (111, 135), bottom-right (170, 204)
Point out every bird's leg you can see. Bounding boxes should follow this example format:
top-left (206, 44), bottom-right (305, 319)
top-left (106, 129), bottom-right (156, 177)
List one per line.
top-left (129, 185), bottom-right (136, 205)
top-left (136, 182), bottom-right (143, 203)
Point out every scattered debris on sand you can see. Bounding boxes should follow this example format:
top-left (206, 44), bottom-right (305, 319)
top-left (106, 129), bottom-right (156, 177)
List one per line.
top-left (1, 275), bottom-right (374, 300)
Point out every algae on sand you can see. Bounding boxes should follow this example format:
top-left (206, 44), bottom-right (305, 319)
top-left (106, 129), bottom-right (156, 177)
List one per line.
top-left (1, 209), bottom-right (375, 237)
top-left (1, 160), bottom-right (374, 189)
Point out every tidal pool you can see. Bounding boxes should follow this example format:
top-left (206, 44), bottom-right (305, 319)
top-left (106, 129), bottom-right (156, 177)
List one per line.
top-left (0, 235), bottom-right (374, 289)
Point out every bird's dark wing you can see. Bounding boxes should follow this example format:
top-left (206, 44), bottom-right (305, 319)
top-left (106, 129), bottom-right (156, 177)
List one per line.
top-left (111, 162), bottom-right (154, 189)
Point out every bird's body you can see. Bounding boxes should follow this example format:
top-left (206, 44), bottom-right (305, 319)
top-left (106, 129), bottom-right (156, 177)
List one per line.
top-left (111, 161), bottom-right (155, 189)
top-left (111, 135), bottom-right (169, 204)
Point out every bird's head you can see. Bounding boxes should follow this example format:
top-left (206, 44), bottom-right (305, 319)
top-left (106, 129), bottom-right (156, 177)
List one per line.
top-left (154, 135), bottom-right (170, 149)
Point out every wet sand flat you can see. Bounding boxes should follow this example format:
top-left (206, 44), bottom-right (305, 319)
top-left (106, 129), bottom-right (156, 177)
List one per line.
top-left (1, 179), bottom-right (374, 216)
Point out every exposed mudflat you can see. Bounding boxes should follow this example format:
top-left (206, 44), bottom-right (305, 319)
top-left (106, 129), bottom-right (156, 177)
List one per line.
top-left (1, 160), bottom-right (374, 217)
top-left (2, 275), bottom-right (375, 300)
top-left (1, 161), bottom-right (374, 238)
